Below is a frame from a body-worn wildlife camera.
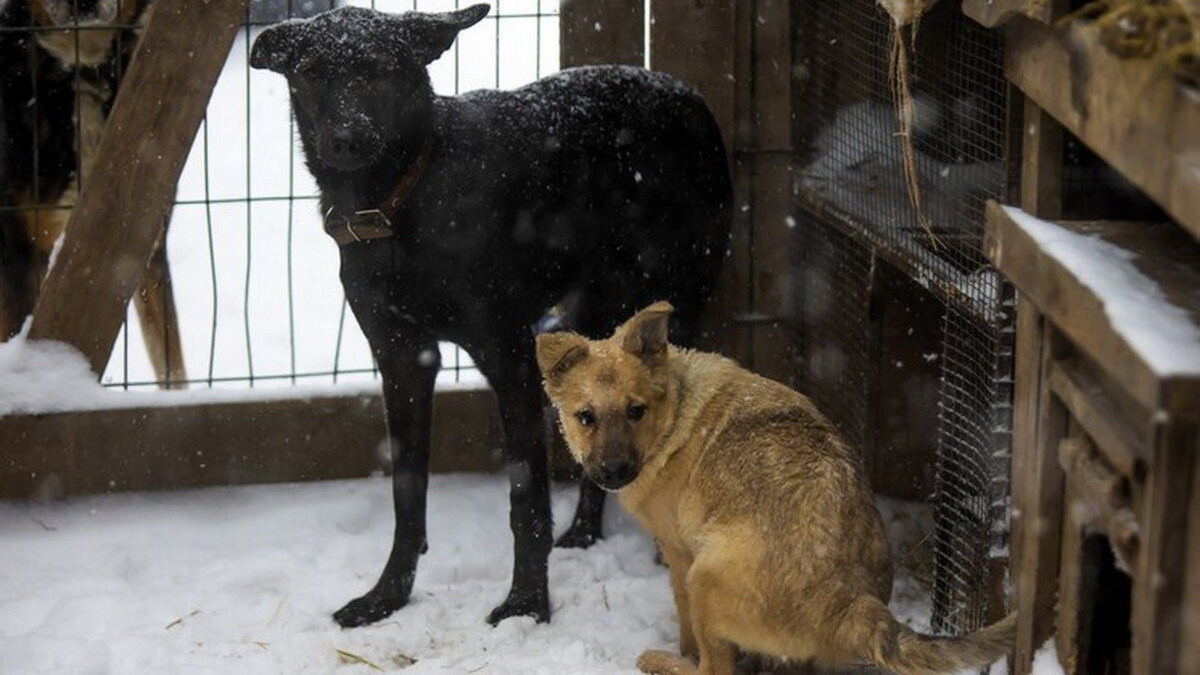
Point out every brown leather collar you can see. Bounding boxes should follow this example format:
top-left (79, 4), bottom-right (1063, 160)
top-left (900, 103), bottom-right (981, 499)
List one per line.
top-left (323, 140), bottom-right (433, 246)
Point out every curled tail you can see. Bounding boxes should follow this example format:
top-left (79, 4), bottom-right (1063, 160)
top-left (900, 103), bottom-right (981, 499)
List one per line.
top-left (838, 595), bottom-right (1015, 674)
top-left (880, 612), bottom-right (1016, 674)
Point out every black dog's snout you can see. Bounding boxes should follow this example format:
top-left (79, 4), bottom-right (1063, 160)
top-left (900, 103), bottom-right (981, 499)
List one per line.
top-left (327, 129), bottom-right (365, 163)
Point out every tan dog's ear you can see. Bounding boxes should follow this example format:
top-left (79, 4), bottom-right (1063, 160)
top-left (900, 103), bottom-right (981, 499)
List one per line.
top-left (618, 301), bottom-right (674, 366)
top-left (536, 332), bottom-right (589, 384)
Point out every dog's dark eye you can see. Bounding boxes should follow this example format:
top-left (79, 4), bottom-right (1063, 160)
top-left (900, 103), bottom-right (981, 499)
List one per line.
top-left (575, 409), bottom-right (596, 427)
top-left (627, 404), bottom-right (647, 421)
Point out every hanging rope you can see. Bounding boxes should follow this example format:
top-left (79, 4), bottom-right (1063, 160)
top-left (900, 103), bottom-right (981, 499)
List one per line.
top-left (879, 0), bottom-right (942, 248)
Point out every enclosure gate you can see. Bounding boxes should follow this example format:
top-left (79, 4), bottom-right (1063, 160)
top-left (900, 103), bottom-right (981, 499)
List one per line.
top-left (3, 0), bottom-right (1015, 636)
top-left (793, 0), bottom-right (1015, 634)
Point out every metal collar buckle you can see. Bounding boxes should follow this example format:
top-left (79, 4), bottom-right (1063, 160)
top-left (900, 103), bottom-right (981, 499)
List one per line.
top-left (348, 209), bottom-right (391, 240)
top-left (323, 208), bottom-right (394, 245)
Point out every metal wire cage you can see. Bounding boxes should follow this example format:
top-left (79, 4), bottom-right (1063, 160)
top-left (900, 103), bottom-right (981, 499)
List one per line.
top-left (0, 0), bottom-right (561, 391)
top-left (792, 0), bottom-right (1014, 634)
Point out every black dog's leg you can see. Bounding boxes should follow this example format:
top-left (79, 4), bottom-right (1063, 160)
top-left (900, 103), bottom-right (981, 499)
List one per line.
top-left (554, 480), bottom-right (606, 548)
top-left (477, 344), bottom-right (553, 625)
top-left (333, 329), bottom-right (440, 628)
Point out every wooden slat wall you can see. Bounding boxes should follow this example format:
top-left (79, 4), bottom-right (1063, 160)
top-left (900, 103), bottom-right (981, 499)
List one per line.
top-left (646, 0), bottom-right (748, 367)
top-left (648, 0), bottom-right (737, 156)
top-left (560, 0), bottom-right (643, 67)
top-left (645, 0), bottom-right (795, 383)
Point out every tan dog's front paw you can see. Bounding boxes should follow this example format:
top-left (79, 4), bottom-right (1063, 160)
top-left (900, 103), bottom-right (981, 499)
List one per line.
top-left (636, 649), bottom-right (697, 675)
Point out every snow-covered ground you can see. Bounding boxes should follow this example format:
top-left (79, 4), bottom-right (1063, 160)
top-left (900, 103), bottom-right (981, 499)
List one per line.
top-left (0, 473), bottom-right (1024, 675)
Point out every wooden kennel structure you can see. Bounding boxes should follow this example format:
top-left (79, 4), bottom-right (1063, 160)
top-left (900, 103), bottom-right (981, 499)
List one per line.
top-left (971, 1), bottom-right (1200, 673)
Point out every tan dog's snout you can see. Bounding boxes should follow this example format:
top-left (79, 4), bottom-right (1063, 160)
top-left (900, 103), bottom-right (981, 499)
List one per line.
top-left (587, 438), bottom-right (640, 491)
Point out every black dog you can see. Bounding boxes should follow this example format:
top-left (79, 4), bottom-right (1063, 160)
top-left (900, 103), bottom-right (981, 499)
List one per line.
top-left (251, 4), bottom-right (731, 628)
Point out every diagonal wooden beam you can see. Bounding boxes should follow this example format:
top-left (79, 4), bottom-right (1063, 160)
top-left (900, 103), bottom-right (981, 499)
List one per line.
top-left (27, 0), bottom-right (248, 375)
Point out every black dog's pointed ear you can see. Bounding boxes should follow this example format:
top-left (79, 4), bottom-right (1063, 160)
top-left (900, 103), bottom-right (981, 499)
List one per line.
top-left (618, 301), bottom-right (674, 367)
top-left (406, 3), bottom-right (490, 65)
top-left (536, 332), bottom-right (589, 385)
top-left (250, 23), bottom-right (299, 73)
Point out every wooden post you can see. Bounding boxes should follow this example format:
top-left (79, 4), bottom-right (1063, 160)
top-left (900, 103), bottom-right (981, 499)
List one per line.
top-left (1054, 430), bottom-right (1098, 673)
top-left (27, 0), bottom-right (248, 376)
top-left (1009, 91), bottom-right (1066, 674)
top-left (649, 0), bottom-right (737, 154)
top-left (560, 0), bottom-right (643, 67)
top-left (1131, 420), bottom-right (1197, 675)
top-left (649, 0), bottom-right (747, 365)
top-left (1019, 100), bottom-right (1063, 220)
top-left (1182, 441), bottom-right (1200, 674)
top-left (745, 0), bottom-right (793, 384)
top-left (650, 0), bottom-right (794, 383)
top-left (1015, 323), bottom-right (1069, 671)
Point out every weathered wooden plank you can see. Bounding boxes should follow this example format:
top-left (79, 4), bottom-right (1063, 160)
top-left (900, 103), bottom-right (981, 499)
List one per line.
top-left (27, 0), bottom-right (248, 376)
top-left (1055, 437), bottom-right (1091, 673)
top-left (746, 0), bottom-right (794, 384)
top-left (1131, 420), bottom-right (1197, 675)
top-left (1018, 100), bottom-right (1063, 220)
top-left (1048, 357), bottom-right (1147, 483)
top-left (650, 0), bottom-right (747, 366)
top-left (559, 0), bottom-right (643, 68)
top-left (1011, 312), bottom-right (1068, 674)
top-left (650, 0), bottom-right (736, 156)
top-left (985, 203), bottom-right (1200, 415)
top-left (1009, 88), bottom-right (1064, 674)
top-left (1006, 18), bottom-right (1200, 242)
top-left (0, 389), bottom-right (504, 500)
top-left (1182, 436), bottom-right (1200, 674)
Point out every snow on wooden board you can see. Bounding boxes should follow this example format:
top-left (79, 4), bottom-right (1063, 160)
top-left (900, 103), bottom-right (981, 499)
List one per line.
top-left (0, 333), bottom-right (375, 416)
top-left (1003, 206), bottom-right (1200, 377)
top-left (0, 333), bottom-right (491, 417)
top-left (0, 473), bottom-right (1031, 674)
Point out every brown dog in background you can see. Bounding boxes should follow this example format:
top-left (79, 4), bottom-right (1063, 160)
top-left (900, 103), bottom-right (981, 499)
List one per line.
top-left (0, 0), bottom-right (185, 387)
top-left (536, 302), bottom-right (1015, 675)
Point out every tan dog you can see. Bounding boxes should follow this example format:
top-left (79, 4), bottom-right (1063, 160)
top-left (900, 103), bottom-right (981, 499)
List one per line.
top-left (536, 301), bottom-right (1014, 675)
